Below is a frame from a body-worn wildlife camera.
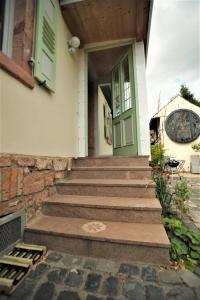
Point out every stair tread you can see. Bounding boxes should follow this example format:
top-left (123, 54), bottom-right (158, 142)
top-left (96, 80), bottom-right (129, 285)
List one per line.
top-left (26, 215), bottom-right (170, 248)
top-left (72, 166), bottom-right (151, 170)
top-left (45, 194), bottom-right (161, 210)
top-left (56, 178), bottom-right (155, 187)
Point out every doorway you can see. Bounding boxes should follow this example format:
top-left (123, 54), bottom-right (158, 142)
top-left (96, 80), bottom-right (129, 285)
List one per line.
top-left (87, 43), bottom-right (138, 157)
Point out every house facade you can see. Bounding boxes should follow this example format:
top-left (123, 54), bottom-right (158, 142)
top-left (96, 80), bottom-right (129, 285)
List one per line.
top-left (0, 1), bottom-right (170, 265)
top-left (150, 95), bottom-right (200, 172)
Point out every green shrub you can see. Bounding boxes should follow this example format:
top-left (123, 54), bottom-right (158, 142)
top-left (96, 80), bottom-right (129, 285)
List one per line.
top-left (174, 177), bottom-right (191, 213)
top-left (151, 144), bottom-right (165, 171)
top-left (153, 173), bottom-right (173, 215)
top-left (163, 217), bottom-right (200, 271)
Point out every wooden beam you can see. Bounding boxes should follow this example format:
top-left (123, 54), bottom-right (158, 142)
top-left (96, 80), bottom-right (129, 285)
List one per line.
top-left (136, 0), bottom-right (144, 41)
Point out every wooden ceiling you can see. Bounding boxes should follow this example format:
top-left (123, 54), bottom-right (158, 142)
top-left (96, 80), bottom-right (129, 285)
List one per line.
top-left (61, 0), bottom-right (150, 46)
top-left (88, 46), bottom-right (129, 82)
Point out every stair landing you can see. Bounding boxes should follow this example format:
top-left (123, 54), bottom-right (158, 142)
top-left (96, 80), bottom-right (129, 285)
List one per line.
top-left (24, 215), bottom-right (170, 265)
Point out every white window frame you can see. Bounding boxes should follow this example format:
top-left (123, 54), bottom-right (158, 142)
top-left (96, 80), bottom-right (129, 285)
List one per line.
top-left (2, 0), bottom-right (15, 57)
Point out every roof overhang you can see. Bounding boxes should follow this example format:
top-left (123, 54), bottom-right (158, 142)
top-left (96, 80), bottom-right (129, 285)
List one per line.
top-left (60, 0), bottom-right (152, 50)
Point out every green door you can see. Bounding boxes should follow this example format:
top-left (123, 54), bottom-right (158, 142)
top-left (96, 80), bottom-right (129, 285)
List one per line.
top-left (112, 47), bottom-right (138, 156)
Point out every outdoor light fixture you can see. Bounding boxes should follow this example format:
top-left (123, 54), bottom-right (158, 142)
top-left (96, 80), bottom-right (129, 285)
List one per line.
top-left (68, 36), bottom-right (80, 54)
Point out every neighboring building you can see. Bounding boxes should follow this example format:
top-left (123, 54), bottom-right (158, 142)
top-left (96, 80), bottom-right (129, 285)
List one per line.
top-left (150, 95), bottom-right (200, 172)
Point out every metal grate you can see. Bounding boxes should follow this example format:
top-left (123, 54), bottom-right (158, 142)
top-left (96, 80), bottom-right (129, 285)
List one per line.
top-left (0, 217), bottom-right (21, 253)
top-left (0, 210), bottom-right (24, 254)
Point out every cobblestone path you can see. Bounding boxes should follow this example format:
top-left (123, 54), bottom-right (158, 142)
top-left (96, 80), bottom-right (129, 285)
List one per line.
top-left (0, 251), bottom-right (199, 300)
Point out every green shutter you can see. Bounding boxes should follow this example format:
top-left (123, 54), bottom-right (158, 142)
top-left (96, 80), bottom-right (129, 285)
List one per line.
top-left (34, 0), bottom-right (57, 92)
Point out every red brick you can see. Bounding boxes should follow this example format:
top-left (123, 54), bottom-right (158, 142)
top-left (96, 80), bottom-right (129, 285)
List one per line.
top-left (2, 168), bottom-right (11, 200)
top-left (45, 172), bottom-right (54, 186)
top-left (49, 186), bottom-right (57, 196)
top-left (0, 156), bottom-right (11, 167)
top-left (10, 167), bottom-right (18, 199)
top-left (23, 172), bottom-right (45, 195)
top-left (17, 168), bottom-right (24, 196)
top-left (33, 189), bottom-right (49, 209)
top-left (24, 195), bottom-right (34, 208)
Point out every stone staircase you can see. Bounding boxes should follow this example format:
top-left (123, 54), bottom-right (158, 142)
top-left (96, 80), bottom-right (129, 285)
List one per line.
top-left (24, 156), bottom-right (170, 265)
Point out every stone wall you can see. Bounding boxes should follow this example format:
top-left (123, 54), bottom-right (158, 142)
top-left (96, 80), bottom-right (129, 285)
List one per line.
top-left (0, 154), bottom-right (70, 221)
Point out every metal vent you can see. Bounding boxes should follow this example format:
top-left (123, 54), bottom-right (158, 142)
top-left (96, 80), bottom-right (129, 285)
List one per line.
top-left (0, 210), bottom-right (25, 254)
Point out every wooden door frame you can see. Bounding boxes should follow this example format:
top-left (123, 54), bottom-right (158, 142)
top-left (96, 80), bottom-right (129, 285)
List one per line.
top-left (84, 38), bottom-right (140, 157)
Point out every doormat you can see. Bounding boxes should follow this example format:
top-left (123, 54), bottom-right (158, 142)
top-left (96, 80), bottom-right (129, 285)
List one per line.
top-left (0, 243), bottom-right (47, 294)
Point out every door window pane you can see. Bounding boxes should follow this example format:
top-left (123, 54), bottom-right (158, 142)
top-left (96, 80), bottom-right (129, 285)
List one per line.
top-left (122, 56), bottom-right (132, 112)
top-left (113, 68), bottom-right (121, 117)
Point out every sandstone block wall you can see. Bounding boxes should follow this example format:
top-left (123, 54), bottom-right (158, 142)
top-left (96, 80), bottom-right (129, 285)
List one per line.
top-left (0, 154), bottom-right (70, 221)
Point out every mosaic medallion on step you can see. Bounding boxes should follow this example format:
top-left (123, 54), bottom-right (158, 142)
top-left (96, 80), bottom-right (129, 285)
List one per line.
top-left (82, 221), bottom-right (107, 233)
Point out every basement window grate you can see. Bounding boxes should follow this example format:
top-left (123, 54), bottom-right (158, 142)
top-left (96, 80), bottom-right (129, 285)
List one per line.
top-left (0, 217), bottom-right (21, 253)
top-left (0, 210), bottom-right (25, 254)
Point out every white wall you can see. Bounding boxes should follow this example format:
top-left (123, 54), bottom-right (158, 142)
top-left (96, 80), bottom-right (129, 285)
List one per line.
top-left (97, 87), bottom-right (113, 156)
top-left (0, 6), bottom-right (84, 158)
top-left (134, 41), bottom-right (151, 156)
top-left (155, 96), bottom-right (200, 171)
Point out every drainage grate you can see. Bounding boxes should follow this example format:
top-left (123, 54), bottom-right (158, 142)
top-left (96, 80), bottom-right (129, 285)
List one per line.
top-left (0, 243), bottom-right (47, 294)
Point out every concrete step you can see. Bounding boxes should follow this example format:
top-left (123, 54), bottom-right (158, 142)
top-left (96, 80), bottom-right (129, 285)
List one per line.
top-left (56, 179), bottom-right (156, 198)
top-left (42, 194), bottom-right (162, 223)
top-left (69, 166), bottom-right (152, 180)
top-left (24, 215), bottom-right (170, 265)
top-left (73, 156), bottom-right (149, 167)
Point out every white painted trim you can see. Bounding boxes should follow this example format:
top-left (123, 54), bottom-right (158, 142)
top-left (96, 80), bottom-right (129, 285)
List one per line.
top-left (60, 0), bottom-right (85, 6)
top-left (134, 41), bottom-right (151, 156)
top-left (2, 0), bottom-right (15, 58)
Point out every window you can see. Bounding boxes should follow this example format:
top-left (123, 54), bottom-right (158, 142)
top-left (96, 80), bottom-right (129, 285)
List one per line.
top-left (0, 0), bottom-right (15, 57)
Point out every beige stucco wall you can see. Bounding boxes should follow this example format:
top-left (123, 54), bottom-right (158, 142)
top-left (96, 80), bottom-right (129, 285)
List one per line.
top-left (0, 6), bottom-right (84, 158)
top-left (97, 87), bottom-right (113, 156)
top-left (155, 96), bottom-right (200, 171)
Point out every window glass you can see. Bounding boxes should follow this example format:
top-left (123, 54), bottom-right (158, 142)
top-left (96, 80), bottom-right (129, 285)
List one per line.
top-left (113, 68), bottom-right (121, 117)
top-left (122, 55), bottom-right (132, 111)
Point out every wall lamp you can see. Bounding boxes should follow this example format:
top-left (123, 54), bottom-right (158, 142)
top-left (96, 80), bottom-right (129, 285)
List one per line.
top-left (68, 36), bottom-right (80, 54)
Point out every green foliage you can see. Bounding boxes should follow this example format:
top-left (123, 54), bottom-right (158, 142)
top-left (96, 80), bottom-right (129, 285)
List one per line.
top-left (174, 177), bottom-right (191, 213)
top-left (151, 144), bottom-right (165, 171)
top-left (180, 84), bottom-right (200, 108)
top-left (192, 143), bottom-right (200, 152)
top-left (153, 173), bottom-right (173, 215)
top-left (163, 217), bottom-right (200, 270)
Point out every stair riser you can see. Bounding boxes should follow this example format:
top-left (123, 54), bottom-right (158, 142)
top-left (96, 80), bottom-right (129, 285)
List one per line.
top-left (56, 185), bottom-right (155, 198)
top-left (73, 157), bottom-right (149, 167)
top-left (69, 169), bottom-right (152, 180)
top-left (43, 204), bottom-right (162, 223)
top-left (24, 230), bottom-right (169, 265)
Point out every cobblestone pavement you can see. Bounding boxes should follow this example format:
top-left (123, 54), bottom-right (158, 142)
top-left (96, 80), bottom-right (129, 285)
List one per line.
top-left (0, 251), bottom-right (200, 300)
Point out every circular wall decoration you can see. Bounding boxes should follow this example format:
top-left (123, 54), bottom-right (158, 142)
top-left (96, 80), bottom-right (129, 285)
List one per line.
top-left (165, 109), bottom-right (200, 143)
